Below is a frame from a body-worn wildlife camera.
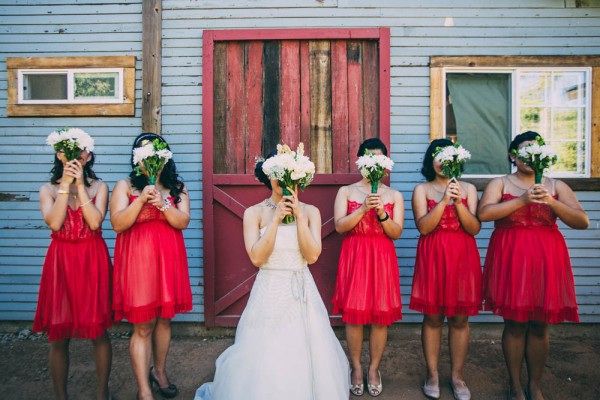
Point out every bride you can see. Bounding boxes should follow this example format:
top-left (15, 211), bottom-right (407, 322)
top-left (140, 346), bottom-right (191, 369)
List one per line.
top-left (195, 157), bottom-right (350, 400)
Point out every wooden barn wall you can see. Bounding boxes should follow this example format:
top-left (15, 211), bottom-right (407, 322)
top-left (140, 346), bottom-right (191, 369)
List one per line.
top-left (1, 0), bottom-right (599, 323)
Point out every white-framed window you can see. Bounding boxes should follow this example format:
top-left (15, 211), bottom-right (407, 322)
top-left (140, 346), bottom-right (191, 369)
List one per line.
top-left (442, 67), bottom-right (591, 178)
top-left (18, 68), bottom-right (124, 104)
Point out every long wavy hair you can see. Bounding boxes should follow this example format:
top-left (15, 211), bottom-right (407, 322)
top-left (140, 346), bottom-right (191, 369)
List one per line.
top-left (50, 153), bottom-right (98, 187)
top-left (129, 132), bottom-right (185, 204)
top-left (420, 138), bottom-right (455, 182)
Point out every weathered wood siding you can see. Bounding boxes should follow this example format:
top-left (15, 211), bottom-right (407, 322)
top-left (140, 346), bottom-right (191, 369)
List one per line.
top-left (1, 0), bottom-right (599, 323)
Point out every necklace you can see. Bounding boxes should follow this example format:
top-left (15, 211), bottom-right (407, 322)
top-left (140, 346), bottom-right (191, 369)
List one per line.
top-left (262, 198), bottom-right (277, 209)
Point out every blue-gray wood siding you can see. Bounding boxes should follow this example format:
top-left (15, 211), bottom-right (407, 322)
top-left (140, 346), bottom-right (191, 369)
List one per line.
top-left (0, 0), bottom-right (598, 323)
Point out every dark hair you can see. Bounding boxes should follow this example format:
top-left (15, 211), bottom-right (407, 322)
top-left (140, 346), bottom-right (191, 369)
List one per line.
top-left (357, 137), bottom-right (388, 157)
top-left (50, 152), bottom-right (98, 187)
top-left (254, 149), bottom-right (278, 190)
top-left (509, 131), bottom-right (542, 165)
top-left (421, 138), bottom-right (454, 182)
top-left (129, 132), bottom-right (185, 204)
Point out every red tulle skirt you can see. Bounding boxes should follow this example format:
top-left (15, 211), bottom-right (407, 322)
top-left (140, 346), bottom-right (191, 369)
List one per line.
top-left (332, 234), bottom-right (402, 326)
top-left (33, 235), bottom-right (113, 341)
top-left (113, 219), bottom-right (192, 324)
top-left (483, 226), bottom-right (579, 323)
top-left (410, 229), bottom-right (482, 317)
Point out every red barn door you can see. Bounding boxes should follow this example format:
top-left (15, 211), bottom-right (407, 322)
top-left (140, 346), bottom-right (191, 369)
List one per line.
top-left (202, 28), bottom-right (390, 327)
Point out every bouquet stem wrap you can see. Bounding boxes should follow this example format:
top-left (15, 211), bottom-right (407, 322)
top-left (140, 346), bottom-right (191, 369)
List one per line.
top-left (370, 180), bottom-right (378, 194)
top-left (535, 171), bottom-right (544, 185)
top-left (281, 186), bottom-right (294, 224)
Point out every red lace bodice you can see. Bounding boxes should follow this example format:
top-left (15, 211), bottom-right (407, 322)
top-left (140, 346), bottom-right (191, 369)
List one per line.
top-left (495, 193), bottom-right (558, 229)
top-left (129, 195), bottom-right (176, 224)
top-left (426, 198), bottom-right (468, 231)
top-left (346, 200), bottom-right (394, 237)
top-left (51, 203), bottom-right (100, 242)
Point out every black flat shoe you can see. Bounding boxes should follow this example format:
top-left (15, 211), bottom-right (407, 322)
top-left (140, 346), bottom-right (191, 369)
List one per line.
top-left (149, 366), bottom-right (178, 398)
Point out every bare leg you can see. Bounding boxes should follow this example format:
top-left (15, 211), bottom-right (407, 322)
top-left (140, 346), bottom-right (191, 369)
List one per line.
top-left (525, 321), bottom-right (549, 400)
top-left (367, 324), bottom-right (388, 387)
top-left (422, 314), bottom-right (444, 387)
top-left (152, 317), bottom-right (174, 388)
top-left (92, 332), bottom-right (112, 400)
top-left (448, 315), bottom-right (470, 393)
top-left (49, 339), bottom-right (70, 400)
top-left (130, 320), bottom-right (156, 400)
top-left (503, 319), bottom-right (528, 400)
top-left (346, 324), bottom-right (364, 387)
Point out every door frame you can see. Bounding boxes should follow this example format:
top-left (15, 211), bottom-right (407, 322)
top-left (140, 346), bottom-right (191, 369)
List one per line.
top-left (202, 27), bottom-right (391, 326)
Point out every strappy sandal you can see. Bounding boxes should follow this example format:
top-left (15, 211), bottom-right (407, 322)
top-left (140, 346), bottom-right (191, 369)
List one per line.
top-left (367, 370), bottom-right (383, 397)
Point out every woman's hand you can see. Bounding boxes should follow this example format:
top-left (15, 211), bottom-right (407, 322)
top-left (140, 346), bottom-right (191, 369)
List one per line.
top-left (140, 185), bottom-right (158, 203)
top-left (442, 178), bottom-right (461, 204)
top-left (271, 197), bottom-right (293, 223)
top-left (62, 159), bottom-right (84, 186)
top-left (530, 183), bottom-right (552, 204)
top-left (146, 188), bottom-right (166, 209)
top-left (283, 187), bottom-right (305, 221)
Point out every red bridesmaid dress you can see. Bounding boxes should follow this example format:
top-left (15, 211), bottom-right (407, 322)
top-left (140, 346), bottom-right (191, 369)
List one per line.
top-left (33, 201), bottom-right (113, 341)
top-left (482, 193), bottom-right (579, 323)
top-left (332, 201), bottom-right (402, 325)
top-left (409, 199), bottom-right (482, 317)
top-left (112, 195), bottom-right (192, 324)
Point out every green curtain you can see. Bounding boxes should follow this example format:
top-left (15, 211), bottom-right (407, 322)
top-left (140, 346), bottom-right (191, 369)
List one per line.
top-left (447, 73), bottom-right (511, 175)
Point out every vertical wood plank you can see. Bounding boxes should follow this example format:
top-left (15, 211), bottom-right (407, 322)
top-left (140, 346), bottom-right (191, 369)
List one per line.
top-left (245, 41), bottom-right (264, 173)
top-left (430, 66), bottom-right (445, 141)
top-left (142, 0), bottom-right (162, 135)
top-left (347, 41), bottom-right (364, 155)
top-left (226, 42), bottom-right (246, 174)
top-left (280, 40), bottom-right (301, 149)
top-left (362, 40), bottom-right (380, 141)
top-left (378, 27), bottom-right (391, 149)
top-left (331, 40), bottom-right (349, 173)
top-left (309, 40), bottom-right (332, 174)
top-left (591, 67), bottom-right (600, 177)
top-left (300, 40), bottom-right (311, 157)
top-left (213, 42), bottom-right (228, 174)
top-left (262, 41), bottom-right (281, 156)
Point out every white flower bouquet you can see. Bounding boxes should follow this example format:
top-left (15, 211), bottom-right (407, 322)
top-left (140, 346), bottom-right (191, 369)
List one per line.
top-left (261, 142), bottom-right (315, 223)
top-left (355, 151), bottom-right (394, 193)
top-left (46, 128), bottom-right (95, 161)
top-left (512, 136), bottom-right (558, 184)
top-left (433, 143), bottom-right (471, 180)
top-left (133, 138), bottom-right (173, 185)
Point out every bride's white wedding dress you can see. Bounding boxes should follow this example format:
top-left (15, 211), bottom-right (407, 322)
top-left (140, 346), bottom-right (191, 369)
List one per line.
top-left (195, 224), bottom-right (350, 400)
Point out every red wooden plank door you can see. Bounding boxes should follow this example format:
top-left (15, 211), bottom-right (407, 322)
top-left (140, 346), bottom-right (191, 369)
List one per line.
top-left (203, 29), bottom-right (390, 327)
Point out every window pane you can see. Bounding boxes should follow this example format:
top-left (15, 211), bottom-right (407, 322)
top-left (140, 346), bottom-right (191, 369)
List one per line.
top-left (23, 74), bottom-right (67, 100)
top-left (518, 70), bottom-right (588, 176)
top-left (446, 73), bottom-right (512, 175)
top-left (74, 72), bottom-right (119, 99)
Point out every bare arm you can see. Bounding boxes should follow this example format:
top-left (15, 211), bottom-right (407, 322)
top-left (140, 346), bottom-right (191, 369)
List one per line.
top-left (79, 181), bottom-right (108, 231)
top-left (334, 186), bottom-right (368, 234)
top-left (109, 179), bottom-right (147, 233)
top-left (295, 204), bottom-right (322, 264)
top-left (477, 177), bottom-right (527, 222)
top-left (413, 183), bottom-right (447, 235)
top-left (147, 187), bottom-right (191, 230)
top-left (541, 180), bottom-right (589, 230)
top-left (40, 183), bottom-right (70, 232)
top-left (454, 182), bottom-right (481, 235)
top-left (379, 190), bottom-right (404, 240)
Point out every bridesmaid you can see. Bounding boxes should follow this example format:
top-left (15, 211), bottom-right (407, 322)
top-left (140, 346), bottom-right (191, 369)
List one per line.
top-left (111, 133), bottom-right (192, 400)
top-left (332, 138), bottom-right (404, 397)
top-left (33, 131), bottom-right (112, 400)
top-left (478, 131), bottom-right (589, 400)
top-left (409, 139), bottom-right (481, 400)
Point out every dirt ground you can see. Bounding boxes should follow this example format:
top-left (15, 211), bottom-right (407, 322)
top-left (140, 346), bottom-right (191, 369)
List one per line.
top-left (1, 322), bottom-right (599, 400)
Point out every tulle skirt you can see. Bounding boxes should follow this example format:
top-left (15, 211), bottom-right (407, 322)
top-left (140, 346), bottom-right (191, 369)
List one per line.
top-left (113, 220), bottom-right (192, 324)
top-left (33, 236), bottom-right (113, 341)
top-left (410, 229), bottom-right (482, 317)
top-left (332, 234), bottom-right (402, 325)
top-left (483, 226), bottom-right (579, 323)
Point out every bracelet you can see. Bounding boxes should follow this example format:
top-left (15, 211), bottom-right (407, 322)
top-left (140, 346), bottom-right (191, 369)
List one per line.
top-left (377, 212), bottom-right (389, 222)
top-left (157, 197), bottom-right (172, 212)
top-left (57, 190), bottom-right (69, 195)
top-left (80, 198), bottom-right (93, 208)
